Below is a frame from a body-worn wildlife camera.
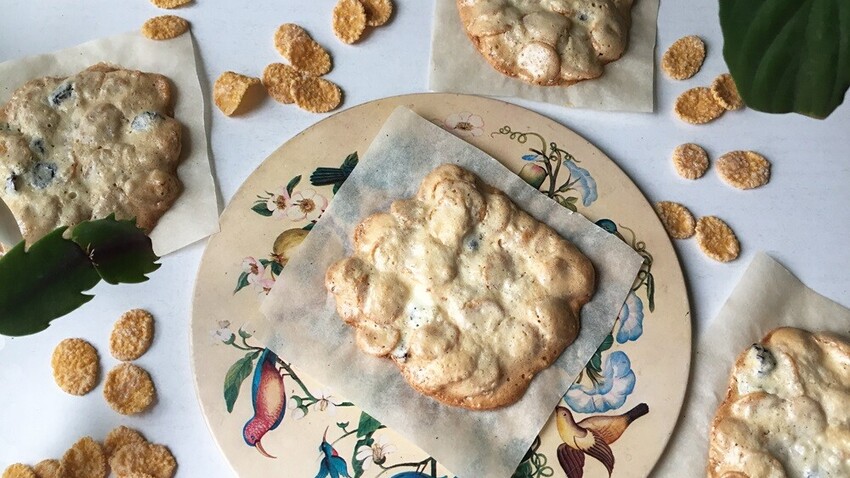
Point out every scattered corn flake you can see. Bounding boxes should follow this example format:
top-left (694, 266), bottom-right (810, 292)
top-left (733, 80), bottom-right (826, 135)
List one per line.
top-left (696, 216), bottom-right (740, 262)
top-left (662, 35), bottom-right (706, 80)
top-left (141, 15), bottom-right (189, 41)
top-left (274, 24), bottom-right (332, 76)
top-left (109, 443), bottom-right (177, 478)
top-left (103, 363), bottom-right (157, 415)
top-left (2, 464), bottom-right (36, 478)
top-left (263, 63), bottom-right (303, 104)
top-left (213, 72), bottom-right (261, 116)
top-left (51, 338), bottom-right (100, 396)
top-left (121, 473), bottom-right (157, 478)
top-left (716, 150), bottom-right (770, 190)
top-left (654, 201), bottom-right (696, 239)
top-left (672, 143), bottom-right (709, 180)
top-left (674, 87), bottom-right (725, 124)
top-left (149, 0), bottom-right (192, 9)
top-left (333, 0), bottom-right (367, 44)
top-left (32, 460), bottom-right (63, 478)
top-left (360, 0), bottom-right (393, 26)
top-left (105, 426), bottom-right (148, 458)
top-left (292, 77), bottom-right (342, 113)
top-left (711, 73), bottom-right (744, 110)
top-left (61, 437), bottom-right (107, 478)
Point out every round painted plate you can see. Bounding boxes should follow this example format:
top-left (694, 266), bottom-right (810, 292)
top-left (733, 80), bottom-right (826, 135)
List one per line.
top-left (191, 94), bottom-right (690, 478)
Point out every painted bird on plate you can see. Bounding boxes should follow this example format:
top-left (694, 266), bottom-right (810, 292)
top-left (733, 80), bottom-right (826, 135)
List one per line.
top-left (242, 348), bottom-right (286, 458)
top-left (310, 152), bottom-right (358, 193)
top-left (316, 427), bottom-right (351, 478)
top-left (555, 403), bottom-right (649, 478)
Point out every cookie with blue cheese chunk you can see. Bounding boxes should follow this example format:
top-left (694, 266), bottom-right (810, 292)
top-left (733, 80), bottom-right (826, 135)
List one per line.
top-left (708, 327), bottom-right (850, 477)
top-left (0, 63), bottom-right (183, 244)
top-left (325, 164), bottom-right (595, 409)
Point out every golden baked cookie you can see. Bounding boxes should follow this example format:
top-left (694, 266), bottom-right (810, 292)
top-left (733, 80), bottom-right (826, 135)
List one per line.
top-left (709, 328), bottom-right (850, 477)
top-left (0, 64), bottom-right (183, 245)
top-left (457, 0), bottom-right (635, 86)
top-left (326, 164), bottom-right (595, 409)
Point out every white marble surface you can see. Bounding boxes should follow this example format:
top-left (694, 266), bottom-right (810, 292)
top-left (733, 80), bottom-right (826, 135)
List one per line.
top-left (1, 0), bottom-right (848, 476)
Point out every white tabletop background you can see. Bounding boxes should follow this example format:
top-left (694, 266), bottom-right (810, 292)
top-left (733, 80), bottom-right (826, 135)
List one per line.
top-left (1, 1), bottom-right (848, 476)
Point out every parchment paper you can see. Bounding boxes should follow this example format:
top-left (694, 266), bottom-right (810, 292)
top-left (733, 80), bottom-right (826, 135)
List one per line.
top-left (0, 31), bottom-right (219, 256)
top-left (259, 107), bottom-right (644, 477)
top-left (653, 252), bottom-right (850, 476)
top-left (429, 0), bottom-right (659, 112)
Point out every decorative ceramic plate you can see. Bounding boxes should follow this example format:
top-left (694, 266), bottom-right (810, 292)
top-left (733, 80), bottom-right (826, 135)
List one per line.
top-left (191, 94), bottom-right (690, 478)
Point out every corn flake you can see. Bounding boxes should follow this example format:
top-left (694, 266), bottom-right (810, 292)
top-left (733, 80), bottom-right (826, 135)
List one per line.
top-left (149, 0), bottom-right (192, 9)
top-left (672, 143), bottom-right (709, 180)
top-left (696, 216), bottom-right (740, 262)
top-left (716, 150), bottom-right (770, 190)
top-left (2, 464), bottom-right (36, 478)
top-left (333, 0), bottom-right (367, 44)
top-left (360, 0), bottom-right (393, 26)
top-left (109, 443), bottom-right (177, 478)
top-left (292, 77), bottom-right (342, 113)
top-left (263, 63), bottom-right (303, 104)
top-left (32, 460), bottom-right (64, 478)
top-left (141, 16), bottom-right (189, 41)
top-left (61, 437), bottom-right (107, 478)
top-left (711, 73), bottom-right (744, 110)
top-left (51, 338), bottom-right (100, 396)
top-left (654, 201), bottom-right (696, 239)
top-left (674, 87), bottom-right (725, 124)
top-left (103, 363), bottom-right (156, 415)
top-left (105, 426), bottom-right (148, 458)
top-left (274, 24), bottom-right (332, 76)
top-left (213, 72), bottom-right (261, 116)
top-left (662, 35), bottom-right (706, 80)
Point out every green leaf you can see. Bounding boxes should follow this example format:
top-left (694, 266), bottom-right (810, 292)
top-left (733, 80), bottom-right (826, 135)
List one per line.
top-left (646, 273), bottom-right (656, 312)
top-left (251, 202), bottom-right (273, 217)
top-left (598, 333), bottom-right (614, 353)
top-left (238, 327), bottom-right (252, 339)
top-left (720, 0), bottom-right (850, 118)
top-left (69, 215), bottom-right (160, 285)
top-left (286, 175), bottom-right (302, 196)
top-left (0, 227), bottom-right (100, 336)
top-left (224, 350), bottom-right (260, 413)
top-left (356, 412), bottom-right (383, 438)
top-left (302, 222), bottom-right (314, 231)
top-left (589, 353), bottom-right (602, 373)
top-left (234, 272), bottom-right (251, 293)
top-left (337, 421), bottom-right (349, 430)
top-left (269, 261), bottom-right (283, 276)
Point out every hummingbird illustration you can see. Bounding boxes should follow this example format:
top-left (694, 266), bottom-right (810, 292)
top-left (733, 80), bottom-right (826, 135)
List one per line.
top-left (310, 152), bottom-right (358, 193)
top-left (242, 349), bottom-right (286, 459)
top-left (555, 403), bottom-right (649, 478)
top-left (316, 427), bottom-right (351, 478)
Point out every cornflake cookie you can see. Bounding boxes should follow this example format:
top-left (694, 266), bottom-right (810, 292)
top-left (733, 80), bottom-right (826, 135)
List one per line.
top-left (51, 338), bottom-right (100, 396)
top-left (2, 464), bottom-right (36, 478)
top-left (457, 0), bottom-right (635, 86)
top-left (661, 35), bottom-right (706, 80)
top-left (110, 309), bottom-right (155, 361)
top-left (291, 77), bottom-right (342, 113)
top-left (674, 87), bottom-right (725, 124)
top-left (274, 24), bottom-right (332, 77)
top-left (326, 164), bottom-right (595, 409)
top-left (716, 150), bottom-right (770, 190)
top-left (333, 0), bottom-right (367, 44)
top-left (61, 437), bottom-right (107, 478)
top-left (711, 73), bottom-right (743, 110)
top-left (709, 328), bottom-right (850, 478)
top-left (213, 71), bottom-right (260, 116)
top-left (105, 426), bottom-right (148, 458)
top-left (0, 64), bottom-right (183, 245)
top-left (361, 0), bottom-right (393, 26)
top-left (141, 15), bottom-right (189, 41)
top-left (672, 143), bottom-right (709, 180)
top-left (695, 216), bottom-right (739, 262)
top-left (654, 201), bottom-right (695, 239)
top-left (103, 363), bottom-right (157, 415)
top-left (108, 443), bottom-right (177, 478)
top-left (32, 460), bottom-right (63, 478)
top-left (263, 63), bottom-right (303, 104)
top-left (149, 0), bottom-right (191, 8)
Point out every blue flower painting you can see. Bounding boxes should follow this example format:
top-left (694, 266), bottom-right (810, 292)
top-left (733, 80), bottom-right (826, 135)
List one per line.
top-left (563, 160), bottom-right (598, 207)
top-left (564, 351), bottom-right (636, 413)
top-left (616, 291), bottom-right (645, 344)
